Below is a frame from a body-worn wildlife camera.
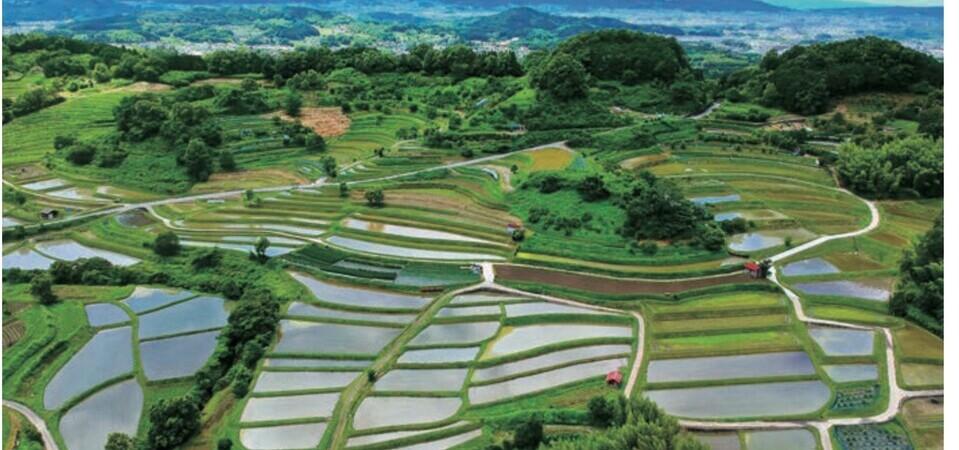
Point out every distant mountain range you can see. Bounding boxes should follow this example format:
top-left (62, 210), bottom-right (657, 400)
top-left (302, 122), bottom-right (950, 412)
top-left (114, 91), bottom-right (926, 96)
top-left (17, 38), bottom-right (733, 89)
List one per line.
top-left (441, 0), bottom-right (784, 11)
top-left (459, 7), bottom-right (682, 40)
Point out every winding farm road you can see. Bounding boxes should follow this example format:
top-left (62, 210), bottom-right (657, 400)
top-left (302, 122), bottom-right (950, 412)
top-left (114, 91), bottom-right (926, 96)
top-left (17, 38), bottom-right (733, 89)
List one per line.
top-left (2, 400), bottom-right (59, 450)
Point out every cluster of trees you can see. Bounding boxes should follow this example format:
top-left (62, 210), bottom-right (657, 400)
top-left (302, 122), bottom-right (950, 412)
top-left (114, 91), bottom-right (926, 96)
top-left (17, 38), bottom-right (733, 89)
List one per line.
top-left (539, 394), bottom-right (708, 449)
top-left (836, 137), bottom-right (943, 198)
top-left (890, 214), bottom-right (943, 335)
top-left (205, 43), bottom-right (523, 83)
top-left (722, 37), bottom-right (944, 115)
top-left (3, 88), bottom-right (64, 123)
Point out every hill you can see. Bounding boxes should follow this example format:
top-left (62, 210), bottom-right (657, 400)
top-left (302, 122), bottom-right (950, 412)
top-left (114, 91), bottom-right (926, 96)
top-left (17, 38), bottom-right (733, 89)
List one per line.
top-left (442, 0), bottom-right (785, 11)
top-left (459, 7), bottom-right (682, 41)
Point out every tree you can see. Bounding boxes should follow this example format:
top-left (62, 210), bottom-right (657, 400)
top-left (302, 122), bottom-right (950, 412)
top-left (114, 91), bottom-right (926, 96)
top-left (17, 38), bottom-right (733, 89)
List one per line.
top-left (513, 418), bottom-right (543, 449)
top-left (305, 133), bottom-right (327, 153)
top-left (321, 156), bottom-right (337, 178)
top-left (65, 142), bottom-right (96, 166)
top-left (890, 213), bottom-right (943, 335)
top-left (182, 138), bottom-right (215, 182)
top-left (92, 62), bottom-right (112, 83)
top-left (146, 396), bottom-right (200, 450)
top-left (217, 438), bottom-right (233, 450)
top-left (30, 273), bottom-right (57, 305)
top-left (219, 151), bottom-right (237, 171)
top-left (339, 182), bottom-right (349, 197)
top-left (153, 231), bottom-right (180, 256)
top-left (531, 53), bottom-right (588, 100)
top-left (105, 433), bottom-right (137, 450)
top-left (577, 175), bottom-right (609, 201)
top-left (254, 236), bottom-right (270, 262)
top-left (284, 92), bottom-right (303, 117)
top-left (364, 188), bottom-right (385, 206)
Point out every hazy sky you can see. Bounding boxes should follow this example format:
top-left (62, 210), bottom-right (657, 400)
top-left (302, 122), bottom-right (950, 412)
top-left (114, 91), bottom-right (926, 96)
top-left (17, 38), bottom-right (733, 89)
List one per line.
top-left (767, 0), bottom-right (942, 7)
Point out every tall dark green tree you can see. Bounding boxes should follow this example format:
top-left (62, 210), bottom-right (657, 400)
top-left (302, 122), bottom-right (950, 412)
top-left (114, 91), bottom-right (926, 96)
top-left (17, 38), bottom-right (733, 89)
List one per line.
top-left (889, 213), bottom-right (943, 335)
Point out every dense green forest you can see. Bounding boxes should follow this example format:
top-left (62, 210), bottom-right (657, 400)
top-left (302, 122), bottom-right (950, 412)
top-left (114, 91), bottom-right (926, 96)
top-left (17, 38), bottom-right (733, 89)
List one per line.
top-left (721, 37), bottom-right (943, 115)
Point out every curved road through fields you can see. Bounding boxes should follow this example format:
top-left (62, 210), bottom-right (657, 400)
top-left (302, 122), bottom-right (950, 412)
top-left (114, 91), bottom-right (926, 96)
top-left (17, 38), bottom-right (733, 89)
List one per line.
top-left (2, 400), bottom-right (59, 450)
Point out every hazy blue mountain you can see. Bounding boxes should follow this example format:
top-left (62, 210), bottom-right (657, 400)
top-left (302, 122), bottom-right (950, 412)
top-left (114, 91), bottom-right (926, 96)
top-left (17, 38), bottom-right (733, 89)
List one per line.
top-left (3, 0), bottom-right (135, 23)
top-left (460, 7), bottom-right (683, 40)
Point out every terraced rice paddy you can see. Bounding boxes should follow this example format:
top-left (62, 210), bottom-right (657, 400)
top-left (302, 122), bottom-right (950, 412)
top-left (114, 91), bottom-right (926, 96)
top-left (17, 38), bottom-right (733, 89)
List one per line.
top-left (253, 371), bottom-right (361, 393)
top-left (409, 321), bottom-right (500, 346)
top-left (241, 392), bottom-right (340, 422)
top-left (397, 347), bottom-right (480, 364)
top-left (58, 379), bottom-right (143, 450)
top-left (781, 257), bottom-right (840, 276)
top-left (645, 380), bottom-right (831, 419)
top-left (743, 429), bottom-right (816, 450)
top-left (122, 286), bottom-right (196, 313)
top-left (291, 272), bottom-right (431, 310)
top-left (2, 247), bottom-right (56, 270)
top-left (473, 344), bottom-right (631, 382)
top-left (274, 320), bottom-right (402, 355)
top-left (486, 323), bottom-right (632, 357)
top-left (352, 397), bottom-right (462, 430)
top-left (84, 303), bottom-right (129, 327)
top-left (240, 423), bottom-right (329, 450)
top-left (34, 240), bottom-right (140, 266)
top-left (327, 236), bottom-right (505, 261)
top-left (346, 421), bottom-right (473, 447)
top-left (137, 296), bottom-right (228, 339)
top-left (342, 218), bottom-right (493, 244)
top-left (470, 358), bottom-right (627, 404)
top-left (375, 368), bottom-right (470, 392)
top-left (646, 351), bottom-right (816, 383)
top-left (823, 364), bottom-right (879, 382)
top-left (44, 326), bottom-right (134, 410)
top-left (809, 327), bottom-right (876, 356)
top-left (140, 330), bottom-right (220, 380)
top-left (793, 279), bottom-right (893, 301)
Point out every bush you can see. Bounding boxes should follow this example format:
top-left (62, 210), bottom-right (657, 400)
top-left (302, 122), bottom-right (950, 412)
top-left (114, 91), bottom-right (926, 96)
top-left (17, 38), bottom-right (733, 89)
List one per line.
top-left (30, 272), bottom-right (57, 305)
top-left (153, 231), bottom-right (180, 256)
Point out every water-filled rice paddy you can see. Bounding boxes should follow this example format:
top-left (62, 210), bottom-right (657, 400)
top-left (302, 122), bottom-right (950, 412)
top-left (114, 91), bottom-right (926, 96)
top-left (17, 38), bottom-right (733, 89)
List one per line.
top-left (58, 379), bottom-right (143, 450)
top-left (291, 272), bottom-right (430, 310)
top-left (485, 324), bottom-right (631, 357)
top-left (274, 320), bottom-right (401, 355)
top-left (393, 429), bottom-right (482, 449)
top-left (343, 218), bottom-right (493, 244)
top-left (397, 347), bottom-right (481, 364)
top-left (352, 397), bottom-right (461, 430)
top-left (823, 364), bottom-right (879, 382)
top-left (645, 380), bottom-right (831, 419)
top-left (140, 330), bottom-right (220, 380)
top-left (435, 305), bottom-right (502, 318)
top-left (252, 371), bottom-right (361, 393)
top-left (450, 292), bottom-right (526, 304)
top-left (34, 240), bottom-right (140, 266)
top-left (2, 216), bottom-right (23, 227)
top-left (44, 326), bottom-right (133, 410)
top-left (646, 351), bottom-right (816, 383)
top-left (468, 358), bottom-right (626, 405)
top-left (2, 247), bottom-right (54, 270)
top-left (84, 303), bottom-right (129, 327)
top-left (375, 368), bottom-right (470, 392)
top-left (240, 422), bottom-right (328, 450)
top-left (137, 296), bottom-right (228, 339)
top-left (22, 178), bottom-right (67, 191)
top-left (181, 241), bottom-right (296, 257)
top-left (346, 421), bottom-right (471, 447)
top-left (793, 279), bottom-right (892, 301)
top-left (694, 432), bottom-right (741, 450)
top-left (327, 236), bottom-right (505, 261)
top-left (240, 392), bottom-right (340, 422)
top-left (714, 212), bottom-right (743, 222)
top-left (473, 344), bottom-right (631, 382)
top-left (728, 229), bottom-right (816, 252)
top-left (743, 429), bottom-right (817, 450)
top-left (122, 286), bottom-right (195, 313)
top-left (408, 322), bottom-right (500, 346)
top-left (264, 358), bottom-right (371, 369)
top-left (808, 327), bottom-right (876, 356)
top-left (287, 302), bottom-right (416, 324)
top-left (504, 302), bottom-right (604, 317)
top-left (691, 194), bottom-right (741, 205)
top-left (781, 258), bottom-right (840, 276)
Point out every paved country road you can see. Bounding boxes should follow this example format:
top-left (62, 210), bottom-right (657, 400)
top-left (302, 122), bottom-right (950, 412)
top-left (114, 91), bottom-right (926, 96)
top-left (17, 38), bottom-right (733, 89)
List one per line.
top-left (2, 400), bottom-right (59, 450)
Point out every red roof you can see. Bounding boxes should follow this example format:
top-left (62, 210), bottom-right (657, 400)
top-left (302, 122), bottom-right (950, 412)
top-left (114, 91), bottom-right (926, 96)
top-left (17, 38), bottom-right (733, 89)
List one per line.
top-left (606, 370), bottom-right (623, 384)
top-left (744, 262), bottom-right (761, 271)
